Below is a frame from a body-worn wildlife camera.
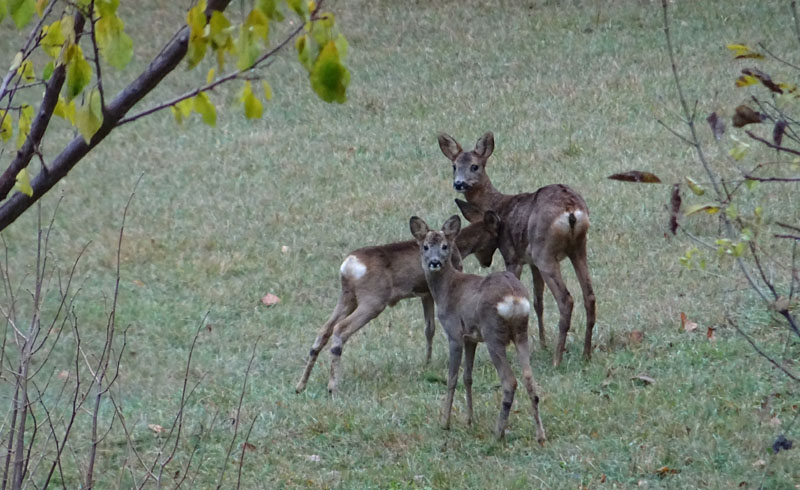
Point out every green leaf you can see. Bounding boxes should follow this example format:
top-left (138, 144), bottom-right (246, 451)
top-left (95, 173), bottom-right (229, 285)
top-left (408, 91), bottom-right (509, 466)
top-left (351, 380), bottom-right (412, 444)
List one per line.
top-left (65, 44), bottom-right (92, 101)
top-left (0, 0), bottom-right (7, 23)
top-left (236, 24), bottom-right (259, 71)
top-left (744, 178), bottom-right (759, 191)
top-left (728, 140), bottom-right (750, 161)
top-left (239, 81), bottom-right (263, 119)
top-left (42, 60), bottom-right (54, 81)
top-left (725, 204), bottom-right (737, 220)
top-left (96, 13), bottom-right (133, 69)
top-left (9, 0), bottom-right (34, 29)
top-left (186, 0), bottom-right (209, 69)
top-left (287, 0), bottom-right (306, 17)
top-left (16, 104), bottom-right (33, 149)
top-left (244, 7), bottom-right (269, 43)
top-left (685, 177), bottom-right (705, 196)
top-left (12, 168), bottom-right (32, 197)
top-left (309, 40), bottom-right (349, 103)
top-left (334, 33), bottom-right (348, 60)
top-left (9, 51), bottom-right (22, 71)
top-left (74, 89), bottom-right (103, 143)
top-left (208, 10), bottom-right (231, 48)
top-left (684, 204), bottom-right (720, 217)
top-left (53, 96), bottom-right (75, 124)
top-left (94, 0), bottom-right (118, 18)
top-left (256, 0), bottom-right (282, 20)
top-left (0, 110), bottom-right (12, 142)
top-left (171, 98), bottom-right (193, 125)
top-left (193, 92), bottom-right (216, 126)
top-left (296, 34), bottom-right (312, 71)
top-left (309, 12), bottom-right (334, 46)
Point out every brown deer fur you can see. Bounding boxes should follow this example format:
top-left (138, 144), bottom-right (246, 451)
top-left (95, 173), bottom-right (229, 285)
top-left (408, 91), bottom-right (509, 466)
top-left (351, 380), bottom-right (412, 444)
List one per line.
top-left (410, 215), bottom-right (546, 443)
top-left (438, 131), bottom-right (596, 367)
top-left (295, 204), bottom-right (501, 395)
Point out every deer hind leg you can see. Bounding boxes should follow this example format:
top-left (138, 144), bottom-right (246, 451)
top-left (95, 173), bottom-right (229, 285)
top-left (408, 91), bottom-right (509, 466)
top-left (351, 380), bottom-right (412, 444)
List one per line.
top-left (486, 341), bottom-right (517, 441)
top-left (421, 295), bottom-right (436, 364)
top-left (535, 256), bottom-right (573, 368)
top-left (531, 266), bottom-right (547, 350)
top-left (513, 329), bottom-right (546, 445)
top-left (327, 301), bottom-right (385, 395)
top-left (463, 340), bottom-right (477, 427)
top-left (570, 239), bottom-right (596, 361)
top-left (296, 292), bottom-right (355, 393)
top-left (441, 338), bottom-right (463, 430)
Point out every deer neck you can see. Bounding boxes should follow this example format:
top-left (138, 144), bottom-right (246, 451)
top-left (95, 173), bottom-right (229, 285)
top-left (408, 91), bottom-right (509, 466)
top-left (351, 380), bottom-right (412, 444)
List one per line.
top-left (465, 177), bottom-right (506, 211)
top-left (424, 260), bottom-right (459, 307)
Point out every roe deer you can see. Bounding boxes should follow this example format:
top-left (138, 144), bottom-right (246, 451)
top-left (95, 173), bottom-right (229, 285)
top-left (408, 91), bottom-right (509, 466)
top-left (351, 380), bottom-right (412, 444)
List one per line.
top-left (410, 215), bottom-right (546, 443)
top-left (295, 204), bottom-right (501, 395)
top-left (438, 131), bottom-right (596, 367)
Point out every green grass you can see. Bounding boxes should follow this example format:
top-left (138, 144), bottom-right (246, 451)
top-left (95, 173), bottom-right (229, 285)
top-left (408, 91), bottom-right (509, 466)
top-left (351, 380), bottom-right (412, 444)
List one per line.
top-left (1, 0), bottom-right (799, 488)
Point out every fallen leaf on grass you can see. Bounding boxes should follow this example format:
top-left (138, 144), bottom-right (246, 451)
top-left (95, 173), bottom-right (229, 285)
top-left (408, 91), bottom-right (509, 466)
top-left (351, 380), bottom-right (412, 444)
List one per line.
top-left (243, 442), bottom-right (257, 451)
top-left (132, 279), bottom-right (145, 287)
top-left (707, 326), bottom-right (717, 342)
top-left (631, 374), bottom-right (655, 385)
top-left (628, 330), bottom-right (644, 345)
top-left (148, 424), bottom-right (165, 434)
top-left (752, 458), bottom-right (766, 469)
top-left (608, 170), bottom-right (662, 183)
top-left (261, 293), bottom-right (280, 306)
top-left (655, 466), bottom-right (679, 478)
top-left (680, 312), bottom-right (698, 332)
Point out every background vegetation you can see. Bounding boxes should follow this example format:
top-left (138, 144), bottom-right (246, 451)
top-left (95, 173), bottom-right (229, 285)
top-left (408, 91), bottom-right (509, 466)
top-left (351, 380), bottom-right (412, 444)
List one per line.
top-left (1, 0), bottom-right (798, 487)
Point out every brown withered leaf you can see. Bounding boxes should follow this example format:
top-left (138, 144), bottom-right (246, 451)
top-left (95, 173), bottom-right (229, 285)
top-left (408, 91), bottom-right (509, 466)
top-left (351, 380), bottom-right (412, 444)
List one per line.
top-left (773, 120), bottom-right (787, 147)
top-left (741, 68), bottom-right (783, 94)
top-left (243, 442), bottom-right (257, 451)
top-left (706, 112), bottom-right (725, 140)
top-left (628, 330), bottom-right (644, 345)
top-left (732, 105), bottom-right (764, 128)
top-left (669, 184), bottom-right (681, 235)
top-left (608, 171), bottom-right (662, 183)
top-left (261, 293), bottom-right (280, 306)
top-left (655, 466), bottom-right (680, 478)
top-left (707, 326), bottom-right (717, 342)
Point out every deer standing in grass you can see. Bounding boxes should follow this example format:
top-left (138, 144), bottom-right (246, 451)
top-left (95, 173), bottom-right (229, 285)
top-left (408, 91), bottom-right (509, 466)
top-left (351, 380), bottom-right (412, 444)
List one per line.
top-left (410, 214), bottom-right (546, 443)
top-left (438, 131), bottom-right (596, 367)
top-left (295, 204), bottom-right (501, 395)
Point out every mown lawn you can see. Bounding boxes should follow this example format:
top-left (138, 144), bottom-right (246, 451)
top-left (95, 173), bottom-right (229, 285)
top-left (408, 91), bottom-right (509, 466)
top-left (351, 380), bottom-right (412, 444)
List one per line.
top-left (1, 0), bottom-right (798, 488)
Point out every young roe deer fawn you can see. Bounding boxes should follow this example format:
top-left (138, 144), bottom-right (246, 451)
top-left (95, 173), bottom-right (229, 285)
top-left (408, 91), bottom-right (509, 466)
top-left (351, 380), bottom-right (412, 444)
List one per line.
top-left (295, 204), bottom-right (501, 395)
top-left (438, 131), bottom-right (596, 367)
top-left (410, 215), bottom-right (546, 443)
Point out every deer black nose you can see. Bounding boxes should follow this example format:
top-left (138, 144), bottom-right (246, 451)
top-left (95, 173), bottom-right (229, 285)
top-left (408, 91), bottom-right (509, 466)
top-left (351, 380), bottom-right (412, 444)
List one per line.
top-left (453, 181), bottom-right (468, 191)
top-left (428, 259), bottom-right (442, 270)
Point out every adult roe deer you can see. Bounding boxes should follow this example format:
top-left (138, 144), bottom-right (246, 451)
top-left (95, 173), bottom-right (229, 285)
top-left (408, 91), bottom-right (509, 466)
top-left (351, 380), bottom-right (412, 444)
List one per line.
top-left (295, 204), bottom-right (501, 395)
top-left (410, 214), bottom-right (546, 443)
top-left (438, 131), bottom-right (596, 367)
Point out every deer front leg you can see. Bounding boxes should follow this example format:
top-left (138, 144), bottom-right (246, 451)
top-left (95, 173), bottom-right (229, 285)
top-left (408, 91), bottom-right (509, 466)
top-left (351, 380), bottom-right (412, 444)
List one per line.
top-left (463, 340), bottom-right (477, 427)
top-left (327, 302), bottom-right (384, 395)
top-left (421, 295), bottom-right (436, 364)
top-left (514, 332), bottom-right (546, 445)
top-left (486, 343), bottom-right (517, 441)
top-left (441, 338), bottom-right (463, 430)
top-left (531, 266), bottom-right (546, 350)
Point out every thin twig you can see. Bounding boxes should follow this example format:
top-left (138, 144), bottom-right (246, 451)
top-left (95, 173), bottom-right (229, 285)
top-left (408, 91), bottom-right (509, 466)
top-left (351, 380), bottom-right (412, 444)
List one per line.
top-left (727, 315), bottom-right (800, 382)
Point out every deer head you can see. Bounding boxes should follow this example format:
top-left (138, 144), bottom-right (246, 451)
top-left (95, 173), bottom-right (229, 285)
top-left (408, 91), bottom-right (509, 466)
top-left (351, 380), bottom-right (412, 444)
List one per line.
top-left (437, 131), bottom-right (494, 193)
top-left (409, 215), bottom-right (461, 272)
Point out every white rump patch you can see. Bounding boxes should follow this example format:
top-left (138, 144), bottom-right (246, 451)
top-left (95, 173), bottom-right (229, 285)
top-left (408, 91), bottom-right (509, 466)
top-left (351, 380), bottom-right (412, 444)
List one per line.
top-left (340, 255), bottom-right (367, 280)
top-left (554, 209), bottom-right (588, 233)
top-left (496, 295), bottom-right (531, 319)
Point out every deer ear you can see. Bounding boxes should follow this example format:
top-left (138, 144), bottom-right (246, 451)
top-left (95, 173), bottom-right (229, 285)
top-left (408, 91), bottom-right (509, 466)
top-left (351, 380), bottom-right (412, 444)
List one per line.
top-left (438, 133), bottom-right (462, 161)
top-left (483, 210), bottom-right (501, 235)
top-left (475, 131), bottom-right (494, 159)
top-left (455, 199), bottom-right (483, 223)
top-left (409, 216), bottom-right (430, 242)
top-left (441, 215), bottom-right (461, 241)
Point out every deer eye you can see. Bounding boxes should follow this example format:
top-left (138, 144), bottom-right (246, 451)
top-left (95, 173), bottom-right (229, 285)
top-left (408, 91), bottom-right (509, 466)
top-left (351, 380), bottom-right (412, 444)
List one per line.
top-left (452, 165), bottom-right (455, 172)
top-left (470, 164), bottom-right (479, 172)
top-left (423, 245), bottom-right (429, 251)
top-left (442, 244), bottom-right (448, 251)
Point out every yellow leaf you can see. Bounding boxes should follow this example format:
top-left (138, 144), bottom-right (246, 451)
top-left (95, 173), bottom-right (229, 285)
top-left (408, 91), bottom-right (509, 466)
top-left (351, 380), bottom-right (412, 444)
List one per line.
top-left (726, 43), bottom-right (764, 59)
top-left (74, 89), bottom-right (103, 143)
top-left (13, 168), bottom-right (33, 197)
top-left (193, 92), bottom-right (216, 126)
top-left (41, 19), bottom-right (66, 58)
top-left (206, 67), bottom-right (215, 84)
top-left (53, 97), bottom-right (76, 124)
top-left (35, 0), bottom-right (46, 16)
top-left (16, 104), bottom-right (33, 149)
top-left (17, 59), bottom-right (34, 82)
top-left (9, 52), bottom-right (23, 72)
top-left (262, 80), bottom-right (272, 101)
top-left (244, 8), bottom-right (269, 43)
top-left (684, 204), bottom-right (720, 216)
top-left (171, 98), bottom-right (193, 125)
top-left (685, 177), bottom-right (705, 196)
top-left (239, 81), bottom-right (262, 119)
top-left (0, 110), bottom-right (11, 142)
top-left (735, 74), bottom-right (759, 88)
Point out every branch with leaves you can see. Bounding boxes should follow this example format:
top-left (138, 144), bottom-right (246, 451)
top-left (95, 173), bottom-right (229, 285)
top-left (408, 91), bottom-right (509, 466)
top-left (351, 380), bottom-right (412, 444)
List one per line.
top-left (0, 0), bottom-right (350, 231)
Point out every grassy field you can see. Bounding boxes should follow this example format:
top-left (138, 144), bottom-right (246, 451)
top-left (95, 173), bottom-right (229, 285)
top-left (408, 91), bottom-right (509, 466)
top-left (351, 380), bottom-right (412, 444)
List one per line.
top-left (1, 0), bottom-right (799, 488)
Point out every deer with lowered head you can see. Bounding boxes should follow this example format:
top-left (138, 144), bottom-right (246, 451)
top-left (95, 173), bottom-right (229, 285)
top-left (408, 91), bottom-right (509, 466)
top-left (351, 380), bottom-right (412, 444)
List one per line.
top-left (295, 203), bottom-right (501, 395)
top-left (438, 131), bottom-right (596, 367)
top-left (410, 214), bottom-right (546, 443)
